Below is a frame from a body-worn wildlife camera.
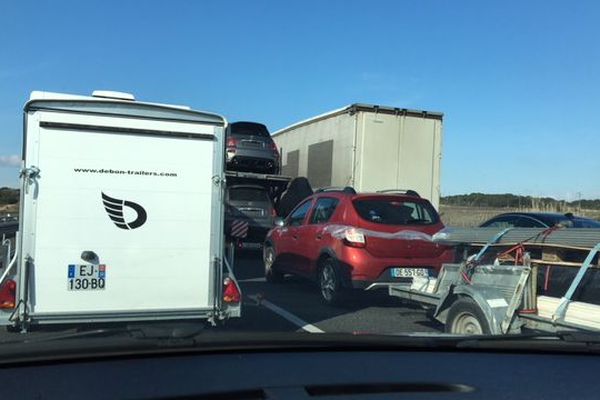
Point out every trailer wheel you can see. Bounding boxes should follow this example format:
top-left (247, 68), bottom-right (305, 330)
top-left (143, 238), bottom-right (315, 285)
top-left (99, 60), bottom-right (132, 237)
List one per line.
top-left (264, 246), bottom-right (284, 283)
top-left (445, 298), bottom-right (491, 335)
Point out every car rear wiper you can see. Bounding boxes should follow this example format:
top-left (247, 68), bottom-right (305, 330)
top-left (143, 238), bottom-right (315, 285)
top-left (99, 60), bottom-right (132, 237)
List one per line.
top-left (407, 219), bottom-right (430, 225)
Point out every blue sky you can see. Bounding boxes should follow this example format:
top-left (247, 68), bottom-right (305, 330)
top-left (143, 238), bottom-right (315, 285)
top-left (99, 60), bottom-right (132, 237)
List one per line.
top-left (1, 0), bottom-right (599, 199)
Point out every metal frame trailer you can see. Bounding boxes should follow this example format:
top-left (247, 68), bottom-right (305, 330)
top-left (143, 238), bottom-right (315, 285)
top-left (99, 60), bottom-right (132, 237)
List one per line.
top-left (389, 228), bottom-right (600, 335)
top-left (0, 91), bottom-right (242, 331)
top-left (224, 170), bottom-right (290, 207)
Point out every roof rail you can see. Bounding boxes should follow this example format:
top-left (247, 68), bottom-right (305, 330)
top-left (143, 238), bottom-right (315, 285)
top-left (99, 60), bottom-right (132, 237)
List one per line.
top-left (315, 186), bottom-right (357, 194)
top-left (376, 189), bottom-right (420, 197)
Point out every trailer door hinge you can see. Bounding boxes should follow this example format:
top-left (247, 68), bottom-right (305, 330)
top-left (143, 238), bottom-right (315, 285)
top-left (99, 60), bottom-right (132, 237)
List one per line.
top-left (20, 166), bottom-right (41, 194)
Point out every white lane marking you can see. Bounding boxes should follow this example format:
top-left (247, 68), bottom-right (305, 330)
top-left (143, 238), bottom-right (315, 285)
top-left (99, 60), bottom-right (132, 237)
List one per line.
top-left (238, 277), bottom-right (267, 283)
top-left (248, 295), bottom-right (325, 333)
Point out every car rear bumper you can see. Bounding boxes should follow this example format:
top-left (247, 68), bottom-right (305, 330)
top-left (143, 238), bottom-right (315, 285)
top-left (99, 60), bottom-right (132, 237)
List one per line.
top-left (245, 226), bottom-right (271, 242)
top-left (228, 147), bottom-right (276, 160)
top-left (226, 152), bottom-right (278, 173)
top-left (337, 246), bottom-right (455, 289)
top-left (225, 220), bottom-right (272, 242)
top-left (349, 277), bottom-right (428, 290)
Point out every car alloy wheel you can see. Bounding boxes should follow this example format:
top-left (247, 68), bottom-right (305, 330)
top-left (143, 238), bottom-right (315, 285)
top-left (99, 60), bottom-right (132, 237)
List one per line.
top-left (319, 262), bottom-right (338, 304)
top-left (264, 246), bottom-right (283, 283)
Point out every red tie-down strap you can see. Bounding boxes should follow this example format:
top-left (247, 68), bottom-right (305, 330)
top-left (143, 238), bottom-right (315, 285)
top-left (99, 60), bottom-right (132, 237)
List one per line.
top-left (497, 225), bottom-right (562, 265)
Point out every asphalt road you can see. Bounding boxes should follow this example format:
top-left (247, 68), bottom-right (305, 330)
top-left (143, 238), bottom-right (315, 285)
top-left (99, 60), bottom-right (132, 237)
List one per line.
top-left (228, 250), bottom-right (443, 335)
top-left (0, 250), bottom-right (443, 342)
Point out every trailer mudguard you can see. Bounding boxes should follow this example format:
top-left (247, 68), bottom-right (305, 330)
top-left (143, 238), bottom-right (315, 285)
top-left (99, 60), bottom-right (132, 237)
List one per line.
top-left (434, 285), bottom-right (512, 335)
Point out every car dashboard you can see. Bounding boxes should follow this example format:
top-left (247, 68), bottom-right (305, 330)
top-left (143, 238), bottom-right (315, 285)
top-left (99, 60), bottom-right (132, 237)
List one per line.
top-left (0, 346), bottom-right (598, 399)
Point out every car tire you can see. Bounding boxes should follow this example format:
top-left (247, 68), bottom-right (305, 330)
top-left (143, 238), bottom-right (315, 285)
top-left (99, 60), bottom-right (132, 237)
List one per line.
top-left (318, 258), bottom-right (345, 306)
top-left (445, 297), bottom-right (491, 335)
top-left (264, 246), bottom-right (284, 283)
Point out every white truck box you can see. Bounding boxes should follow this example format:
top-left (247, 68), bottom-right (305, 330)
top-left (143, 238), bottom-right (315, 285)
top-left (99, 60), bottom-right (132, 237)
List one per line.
top-left (2, 91), bottom-right (240, 329)
top-left (272, 104), bottom-right (443, 209)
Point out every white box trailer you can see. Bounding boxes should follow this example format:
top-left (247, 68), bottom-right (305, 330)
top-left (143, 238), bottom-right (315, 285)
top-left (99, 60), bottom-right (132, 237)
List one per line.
top-left (0, 90), bottom-right (241, 330)
top-left (272, 104), bottom-right (444, 209)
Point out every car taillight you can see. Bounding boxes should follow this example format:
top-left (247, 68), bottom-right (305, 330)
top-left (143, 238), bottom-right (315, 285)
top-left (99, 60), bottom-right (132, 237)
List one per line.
top-left (270, 142), bottom-right (279, 157)
top-left (343, 228), bottom-right (366, 248)
top-left (0, 279), bottom-right (16, 309)
top-left (223, 277), bottom-right (241, 303)
top-left (271, 208), bottom-right (277, 217)
top-left (226, 137), bottom-right (239, 149)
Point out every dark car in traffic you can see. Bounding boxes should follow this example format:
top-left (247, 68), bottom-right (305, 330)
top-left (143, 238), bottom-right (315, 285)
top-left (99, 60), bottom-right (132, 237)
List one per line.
top-left (225, 184), bottom-right (277, 246)
top-left (264, 188), bottom-right (454, 305)
top-left (226, 121), bottom-right (280, 174)
top-left (480, 212), bottom-right (600, 228)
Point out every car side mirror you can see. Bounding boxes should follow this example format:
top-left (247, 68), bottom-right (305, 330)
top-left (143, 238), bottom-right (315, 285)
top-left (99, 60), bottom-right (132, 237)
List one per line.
top-left (273, 217), bottom-right (285, 227)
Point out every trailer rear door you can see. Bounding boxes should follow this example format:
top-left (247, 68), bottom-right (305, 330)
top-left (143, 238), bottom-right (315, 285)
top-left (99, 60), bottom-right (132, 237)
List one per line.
top-left (356, 112), bottom-right (442, 209)
top-left (19, 101), bottom-right (225, 318)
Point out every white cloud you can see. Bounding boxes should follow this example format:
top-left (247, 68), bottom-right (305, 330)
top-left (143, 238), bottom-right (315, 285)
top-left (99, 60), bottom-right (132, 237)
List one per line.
top-left (0, 155), bottom-right (21, 168)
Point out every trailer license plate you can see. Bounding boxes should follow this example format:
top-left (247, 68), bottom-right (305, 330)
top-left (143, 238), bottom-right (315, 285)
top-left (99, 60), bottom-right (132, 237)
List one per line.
top-left (391, 268), bottom-right (429, 278)
top-left (68, 264), bottom-right (106, 291)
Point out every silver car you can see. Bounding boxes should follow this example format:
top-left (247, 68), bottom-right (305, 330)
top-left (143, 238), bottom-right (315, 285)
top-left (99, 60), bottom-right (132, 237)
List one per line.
top-left (226, 122), bottom-right (280, 174)
top-left (225, 184), bottom-right (276, 244)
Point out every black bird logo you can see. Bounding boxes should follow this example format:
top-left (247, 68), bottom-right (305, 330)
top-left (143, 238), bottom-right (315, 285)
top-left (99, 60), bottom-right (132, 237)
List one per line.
top-left (101, 192), bottom-right (147, 230)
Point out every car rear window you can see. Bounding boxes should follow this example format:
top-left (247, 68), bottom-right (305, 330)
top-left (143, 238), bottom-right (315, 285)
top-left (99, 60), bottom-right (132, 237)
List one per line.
top-left (230, 122), bottom-right (270, 137)
top-left (353, 199), bottom-right (439, 225)
top-left (229, 188), bottom-right (270, 202)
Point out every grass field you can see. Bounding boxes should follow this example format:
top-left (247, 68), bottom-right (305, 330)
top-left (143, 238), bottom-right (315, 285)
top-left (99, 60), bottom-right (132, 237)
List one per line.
top-left (0, 204), bottom-right (18, 217)
top-left (440, 205), bottom-right (600, 228)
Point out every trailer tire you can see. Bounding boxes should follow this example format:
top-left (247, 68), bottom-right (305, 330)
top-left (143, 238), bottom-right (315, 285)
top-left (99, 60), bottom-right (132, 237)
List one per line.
top-left (445, 297), bottom-right (491, 335)
top-left (264, 246), bottom-right (284, 283)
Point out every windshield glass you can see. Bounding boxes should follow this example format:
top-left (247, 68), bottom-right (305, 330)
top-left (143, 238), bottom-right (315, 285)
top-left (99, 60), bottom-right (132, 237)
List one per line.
top-left (229, 188), bottom-right (270, 202)
top-left (230, 122), bottom-right (270, 137)
top-left (2, 0), bottom-right (600, 363)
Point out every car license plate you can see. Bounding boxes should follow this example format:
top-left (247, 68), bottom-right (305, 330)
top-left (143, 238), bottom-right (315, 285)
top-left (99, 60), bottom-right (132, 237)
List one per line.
top-left (68, 264), bottom-right (106, 291)
top-left (391, 268), bottom-right (429, 278)
top-left (241, 140), bottom-right (262, 148)
top-left (240, 242), bottom-right (262, 249)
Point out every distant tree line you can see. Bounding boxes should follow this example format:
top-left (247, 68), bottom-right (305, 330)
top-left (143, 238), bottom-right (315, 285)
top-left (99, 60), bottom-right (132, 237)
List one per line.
top-left (441, 193), bottom-right (600, 211)
top-left (2, 187), bottom-right (599, 210)
top-left (0, 188), bottom-right (19, 205)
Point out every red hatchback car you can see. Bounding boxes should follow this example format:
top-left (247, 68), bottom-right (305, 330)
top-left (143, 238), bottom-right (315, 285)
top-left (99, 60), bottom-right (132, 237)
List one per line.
top-left (264, 189), bottom-right (454, 305)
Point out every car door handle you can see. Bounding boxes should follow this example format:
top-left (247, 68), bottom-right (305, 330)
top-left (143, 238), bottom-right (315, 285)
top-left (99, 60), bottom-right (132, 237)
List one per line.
top-left (316, 234), bottom-right (323, 240)
top-left (292, 235), bottom-right (298, 240)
